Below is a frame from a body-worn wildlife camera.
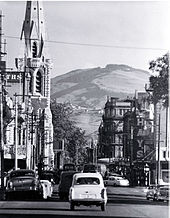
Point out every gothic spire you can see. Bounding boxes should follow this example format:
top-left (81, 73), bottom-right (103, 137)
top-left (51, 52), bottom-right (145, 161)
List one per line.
top-left (20, 1), bottom-right (45, 59)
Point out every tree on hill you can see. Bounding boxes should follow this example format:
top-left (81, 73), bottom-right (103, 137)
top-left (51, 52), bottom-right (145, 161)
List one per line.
top-left (149, 53), bottom-right (169, 107)
top-left (51, 101), bottom-right (88, 165)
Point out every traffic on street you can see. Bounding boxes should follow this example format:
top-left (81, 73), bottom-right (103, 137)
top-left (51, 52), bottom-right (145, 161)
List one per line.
top-left (0, 164), bottom-right (169, 218)
top-left (0, 185), bottom-right (168, 218)
top-left (0, 1), bottom-right (169, 218)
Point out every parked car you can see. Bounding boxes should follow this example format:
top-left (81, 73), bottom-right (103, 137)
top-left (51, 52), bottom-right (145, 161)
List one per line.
top-left (5, 169), bottom-right (43, 200)
top-left (104, 175), bottom-right (129, 187)
top-left (153, 186), bottom-right (169, 201)
top-left (58, 171), bottom-right (77, 200)
top-left (40, 180), bottom-right (53, 199)
top-left (146, 185), bottom-right (158, 200)
top-left (69, 172), bottom-right (107, 211)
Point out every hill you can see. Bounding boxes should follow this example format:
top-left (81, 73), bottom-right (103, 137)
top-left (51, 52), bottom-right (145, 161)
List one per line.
top-left (51, 64), bottom-right (150, 138)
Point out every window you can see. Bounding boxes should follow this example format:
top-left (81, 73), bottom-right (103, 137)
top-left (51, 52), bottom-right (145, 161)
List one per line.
top-left (32, 41), bottom-right (37, 58)
top-left (29, 74), bottom-right (33, 93)
top-left (36, 71), bottom-right (42, 93)
top-left (163, 151), bottom-right (166, 159)
top-left (76, 177), bottom-right (100, 185)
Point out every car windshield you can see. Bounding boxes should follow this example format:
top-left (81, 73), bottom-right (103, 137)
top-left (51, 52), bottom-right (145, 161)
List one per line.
top-left (115, 176), bottom-right (124, 180)
top-left (10, 171), bottom-right (35, 178)
top-left (76, 177), bottom-right (100, 185)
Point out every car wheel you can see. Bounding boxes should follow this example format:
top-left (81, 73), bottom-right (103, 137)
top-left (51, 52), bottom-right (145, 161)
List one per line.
top-left (146, 197), bottom-right (149, 200)
top-left (101, 203), bottom-right (106, 211)
top-left (70, 202), bottom-right (75, 211)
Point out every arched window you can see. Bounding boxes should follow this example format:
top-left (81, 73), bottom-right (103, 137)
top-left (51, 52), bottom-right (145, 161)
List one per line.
top-left (32, 41), bottom-right (37, 58)
top-left (29, 74), bottom-right (33, 93)
top-left (36, 71), bottom-right (42, 93)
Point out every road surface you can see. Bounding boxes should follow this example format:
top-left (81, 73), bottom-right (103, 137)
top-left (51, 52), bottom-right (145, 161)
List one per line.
top-left (0, 186), bottom-right (168, 218)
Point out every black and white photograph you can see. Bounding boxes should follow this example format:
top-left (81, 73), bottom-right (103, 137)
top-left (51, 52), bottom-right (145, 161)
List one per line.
top-left (0, 1), bottom-right (169, 218)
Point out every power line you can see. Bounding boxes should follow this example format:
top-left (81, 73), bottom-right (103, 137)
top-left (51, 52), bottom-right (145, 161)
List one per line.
top-left (5, 35), bottom-right (168, 52)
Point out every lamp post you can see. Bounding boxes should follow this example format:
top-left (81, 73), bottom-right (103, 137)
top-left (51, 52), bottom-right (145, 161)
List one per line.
top-left (14, 93), bottom-right (18, 170)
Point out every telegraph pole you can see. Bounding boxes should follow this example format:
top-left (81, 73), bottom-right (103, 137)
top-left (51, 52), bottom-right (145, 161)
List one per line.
top-left (0, 10), bottom-right (6, 199)
top-left (14, 93), bottom-right (18, 170)
top-left (157, 113), bottom-right (161, 185)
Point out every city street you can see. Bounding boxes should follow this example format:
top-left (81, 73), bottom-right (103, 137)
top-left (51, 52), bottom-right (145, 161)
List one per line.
top-left (0, 2), bottom-right (169, 218)
top-left (0, 186), bottom-right (168, 218)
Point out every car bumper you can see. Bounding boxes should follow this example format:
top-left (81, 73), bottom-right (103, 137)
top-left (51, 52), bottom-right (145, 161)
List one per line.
top-left (119, 183), bottom-right (129, 187)
top-left (70, 198), bottom-right (106, 206)
top-left (146, 194), bottom-right (154, 199)
top-left (5, 189), bottom-right (41, 199)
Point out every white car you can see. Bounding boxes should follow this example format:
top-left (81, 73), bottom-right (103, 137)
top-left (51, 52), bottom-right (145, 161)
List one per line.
top-left (40, 180), bottom-right (53, 199)
top-left (104, 175), bottom-right (129, 187)
top-left (69, 172), bottom-right (107, 211)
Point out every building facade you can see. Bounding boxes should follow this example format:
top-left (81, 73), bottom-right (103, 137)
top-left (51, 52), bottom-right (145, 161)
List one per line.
top-left (98, 97), bottom-right (131, 161)
top-left (3, 1), bottom-right (54, 172)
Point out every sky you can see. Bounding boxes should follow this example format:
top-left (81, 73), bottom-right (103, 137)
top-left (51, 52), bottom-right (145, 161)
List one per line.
top-left (0, 1), bottom-right (170, 78)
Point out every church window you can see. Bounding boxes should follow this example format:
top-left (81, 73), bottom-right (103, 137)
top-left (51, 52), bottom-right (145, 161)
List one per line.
top-left (29, 74), bottom-right (33, 93)
top-left (36, 71), bottom-right (42, 93)
top-left (32, 41), bottom-right (37, 58)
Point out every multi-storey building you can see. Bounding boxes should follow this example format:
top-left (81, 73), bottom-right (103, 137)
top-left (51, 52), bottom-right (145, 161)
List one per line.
top-left (123, 91), bottom-right (154, 185)
top-left (98, 97), bottom-right (131, 161)
top-left (98, 92), bottom-right (156, 186)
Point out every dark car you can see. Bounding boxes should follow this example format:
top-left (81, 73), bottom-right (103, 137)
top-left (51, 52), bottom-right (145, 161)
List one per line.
top-left (5, 169), bottom-right (43, 200)
top-left (63, 163), bottom-right (76, 172)
top-left (83, 164), bottom-right (97, 173)
top-left (146, 185), bottom-right (158, 200)
top-left (154, 186), bottom-right (169, 201)
top-left (58, 171), bottom-right (77, 200)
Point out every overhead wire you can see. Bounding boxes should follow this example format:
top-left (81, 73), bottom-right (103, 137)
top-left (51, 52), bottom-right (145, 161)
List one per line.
top-left (5, 35), bottom-right (168, 51)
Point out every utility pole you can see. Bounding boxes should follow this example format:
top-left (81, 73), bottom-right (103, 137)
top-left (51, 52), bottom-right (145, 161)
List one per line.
top-left (0, 10), bottom-right (6, 199)
top-left (14, 93), bottom-right (18, 170)
top-left (157, 113), bottom-right (161, 185)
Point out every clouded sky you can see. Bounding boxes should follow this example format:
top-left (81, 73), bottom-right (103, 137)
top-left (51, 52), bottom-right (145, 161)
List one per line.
top-left (0, 1), bottom-right (170, 78)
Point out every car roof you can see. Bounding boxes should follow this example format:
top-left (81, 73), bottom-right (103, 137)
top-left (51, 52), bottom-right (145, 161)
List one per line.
top-left (10, 169), bottom-right (35, 174)
top-left (61, 171), bottom-right (78, 175)
top-left (73, 172), bottom-right (102, 178)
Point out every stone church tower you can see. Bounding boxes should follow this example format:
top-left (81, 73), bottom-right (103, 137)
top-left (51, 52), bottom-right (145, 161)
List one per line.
top-left (16, 1), bottom-right (54, 170)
